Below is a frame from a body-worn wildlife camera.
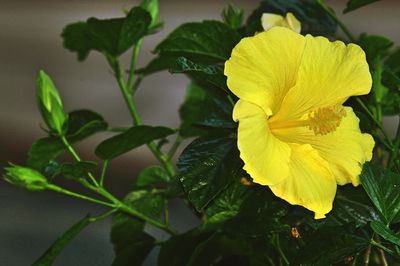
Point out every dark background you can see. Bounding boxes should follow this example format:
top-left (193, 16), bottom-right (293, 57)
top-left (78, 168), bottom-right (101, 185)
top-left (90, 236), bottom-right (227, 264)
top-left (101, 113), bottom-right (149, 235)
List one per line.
top-left (0, 0), bottom-right (399, 265)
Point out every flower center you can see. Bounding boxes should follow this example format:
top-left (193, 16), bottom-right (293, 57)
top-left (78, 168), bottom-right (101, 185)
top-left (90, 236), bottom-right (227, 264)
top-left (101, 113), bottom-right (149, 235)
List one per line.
top-left (268, 105), bottom-right (346, 135)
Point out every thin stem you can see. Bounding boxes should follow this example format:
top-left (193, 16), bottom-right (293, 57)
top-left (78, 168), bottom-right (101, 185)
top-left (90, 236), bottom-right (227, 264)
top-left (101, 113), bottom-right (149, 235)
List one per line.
top-left (89, 209), bottom-right (118, 222)
top-left (60, 136), bottom-right (100, 187)
top-left (370, 240), bottom-right (395, 255)
top-left (363, 245), bottom-right (371, 265)
top-left (167, 135), bottom-right (183, 161)
top-left (274, 234), bottom-right (289, 266)
top-left (315, 0), bottom-right (356, 42)
top-left (127, 39), bottom-right (143, 91)
top-left (100, 160), bottom-right (109, 186)
top-left (47, 184), bottom-right (115, 208)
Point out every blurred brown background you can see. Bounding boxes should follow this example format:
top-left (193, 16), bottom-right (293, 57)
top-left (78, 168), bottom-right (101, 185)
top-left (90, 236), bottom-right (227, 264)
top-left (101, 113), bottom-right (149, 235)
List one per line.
top-left (0, 0), bottom-right (399, 265)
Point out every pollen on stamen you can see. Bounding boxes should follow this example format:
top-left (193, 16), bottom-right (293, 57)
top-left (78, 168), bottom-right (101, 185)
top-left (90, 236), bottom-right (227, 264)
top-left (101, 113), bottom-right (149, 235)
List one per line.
top-left (308, 105), bottom-right (346, 135)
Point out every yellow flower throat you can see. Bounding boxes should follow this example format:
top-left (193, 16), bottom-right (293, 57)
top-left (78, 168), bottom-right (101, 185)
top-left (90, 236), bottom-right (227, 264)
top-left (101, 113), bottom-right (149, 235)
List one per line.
top-left (268, 105), bottom-right (347, 135)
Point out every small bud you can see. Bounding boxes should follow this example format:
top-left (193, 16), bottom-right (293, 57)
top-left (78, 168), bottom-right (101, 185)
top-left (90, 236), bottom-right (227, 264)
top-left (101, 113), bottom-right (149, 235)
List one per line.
top-left (261, 12), bottom-right (301, 33)
top-left (291, 227), bottom-right (301, 238)
top-left (240, 177), bottom-right (253, 186)
top-left (37, 70), bottom-right (67, 135)
top-left (222, 4), bottom-right (244, 30)
top-left (141, 0), bottom-right (159, 28)
top-left (4, 164), bottom-right (49, 191)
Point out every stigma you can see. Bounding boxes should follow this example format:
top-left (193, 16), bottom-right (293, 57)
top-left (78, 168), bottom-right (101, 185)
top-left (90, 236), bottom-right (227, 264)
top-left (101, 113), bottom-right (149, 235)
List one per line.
top-left (268, 105), bottom-right (346, 135)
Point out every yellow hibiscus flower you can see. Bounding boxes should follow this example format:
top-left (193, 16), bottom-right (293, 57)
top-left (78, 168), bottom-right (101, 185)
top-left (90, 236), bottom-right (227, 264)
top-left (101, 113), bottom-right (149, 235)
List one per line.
top-left (224, 27), bottom-right (375, 219)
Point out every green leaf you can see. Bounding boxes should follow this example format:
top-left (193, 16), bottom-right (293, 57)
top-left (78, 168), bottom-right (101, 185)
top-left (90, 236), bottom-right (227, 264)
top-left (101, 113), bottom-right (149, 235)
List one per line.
top-left (62, 7), bottom-right (151, 60)
top-left (371, 220), bottom-right (400, 246)
top-left (358, 33), bottom-right (393, 63)
top-left (246, 0), bottom-right (337, 36)
top-left (27, 110), bottom-right (107, 171)
top-left (361, 164), bottom-right (400, 224)
top-left (155, 20), bottom-right (241, 63)
top-left (33, 215), bottom-right (92, 266)
top-left (52, 161), bottom-right (97, 180)
top-left (179, 83), bottom-right (234, 138)
top-left (95, 125), bottom-right (174, 160)
top-left (36, 70), bottom-right (67, 135)
top-left (140, 0), bottom-right (159, 28)
top-left (170, 57), bottom-right (228, 91)
top-left (222, 3), bottom-right (244, 30)
top-left (326, 186), bottom-right (380, 227)
top-left (158, 230), bottom-right (214, 266)
top-left (344, 0), bottom-right (379, 13)
top-left (125, 190), bottom-right (166, 224)
top-left (137, 55), bottom-right (178, 75)
top-left (111, 211), bottom-right (155, 266)
top-left (134, 166), bottom-right (169, 189)
top-left (177, 133), bottom-right (243, 211)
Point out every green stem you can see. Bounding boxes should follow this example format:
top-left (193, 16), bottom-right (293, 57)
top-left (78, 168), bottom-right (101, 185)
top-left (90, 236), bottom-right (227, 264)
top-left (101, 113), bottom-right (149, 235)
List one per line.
top-left (167, 135), bottom-right (183, 161)
top-left (370, 240), bottom-right (395, 255)
top-left (100, 160), bottom-right (109, 186)
top-left (274, 235), bottom-right (289, 266)
top-left (47, 184), bottom-right (115, 208)
top-left (315, 0), bottom-right (356, 42)
top-left (112, 58), bottom-right (177, 178)
top-left (127, 39), bottom-right (143, 91)
top-left (60, 136), bottom-right (100, 187)
top-left (89, 209), bottom-right (118, 222)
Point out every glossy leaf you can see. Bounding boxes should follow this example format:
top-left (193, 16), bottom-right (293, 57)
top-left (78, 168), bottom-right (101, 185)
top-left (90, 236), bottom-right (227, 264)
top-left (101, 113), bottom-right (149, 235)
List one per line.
top-left (27, 110), bottom-right (107, 171)
top-left (371, 220), bottom-right (400, 246)
top-left (155, 20), bottom-right (241, 63)
top-left (246, 0), bottom-right (337, 36)
top-left (95, 125), bottom-right (174, 160)
top-left (33, 215), bottom-right (92, 266)
top-left (177, 133), bottom-right (243, 211)
top-left (62, 7), bottom-right (151, 60)
top-left (179, 83), bottom-right (234, 138)
top-left (361, 164), bottom-right (400, 224)
top-left (344, 0), bottom-right (379, 13)
top-left (134, 166), bottom-right (169, 189)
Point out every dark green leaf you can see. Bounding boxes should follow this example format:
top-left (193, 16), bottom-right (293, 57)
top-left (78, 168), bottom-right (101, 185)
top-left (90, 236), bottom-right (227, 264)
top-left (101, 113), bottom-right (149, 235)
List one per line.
top-left (326, 186), bottom-right (379, 227)
top-left (179, 83), bottom-right (234, 138)
top-left (111, 211), bottom-right (154, 266)
top-left (358, 33), bottom-right (393, 63)
top-left (344, 0), bottom-right (379, 13)
top-left (158, 230), bottom-right (213, 266)
top-left (62, 7), bottom-right (151, 60)
top-left (295, 226), bottom-right (369, 265)
top-left (33, 215), bottom-right (92, 266)
top-left (361, 164), bottom-right (400, 224)
top-left (177, 133), bottom-right (243, 211)
top-left (95, 125), bottom-right (174, 160)
top-left (222, 3), bottom-right (244, 30)
top-left (124, 190), bottom-right (166, 224)
top-left (170, 57), bottom-right (228, 91)
top-left (53, 161), bottom-right (97, 180)
top-left (155, 20), bottom-right (241, 63)
top-left (27, 110), bottom-right (107, 171)
top-left (137, 55), bottom-right (178, 75)
top-left (371, 220), bottom-right (400, 246)
top-left (246, 0), bottom-right (337, 36)
top-left (134, 166), bottom-right (169, 189)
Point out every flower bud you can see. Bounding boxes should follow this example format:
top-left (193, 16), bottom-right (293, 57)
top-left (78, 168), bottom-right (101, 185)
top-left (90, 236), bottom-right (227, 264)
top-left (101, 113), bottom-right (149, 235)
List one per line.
top-left (37, 70), bottom-right (67, 135)
top-left (222, 4), bottom-right (244, 30)
top-left (4, 164), bottom-right (49, 191)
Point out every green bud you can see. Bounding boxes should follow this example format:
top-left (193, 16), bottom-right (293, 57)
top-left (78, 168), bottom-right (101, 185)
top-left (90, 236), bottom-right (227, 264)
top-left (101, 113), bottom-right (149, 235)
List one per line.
top-left (222, 3), bottom-right (244, 30)
top-left (4, 164), bottom-right (49, 191)
top-left (141, 0), bottom-right (159, 28)
top-left (37, 70), bottom-right (67, 135)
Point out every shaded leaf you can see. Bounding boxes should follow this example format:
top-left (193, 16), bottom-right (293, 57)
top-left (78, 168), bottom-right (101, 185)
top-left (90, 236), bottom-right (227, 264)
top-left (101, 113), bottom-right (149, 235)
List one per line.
top-left (344, 0), bottom-right (379, 13)
top-left (371, 220), bottom-right (400, 246)
top-left (124, 190), bottom-right (166, 224)
top-left (33, 215), bottom-right (92, 266)
top-left (358, 33), bottom-right (393, 63)
top-left (361, 164), bottom-right (400, 224)
top-left (177, 133), bottom-right (243, 211)
top-left (155, 20), bottom-right (241, 63)
top-left (52, 161), bottom-right (97, 180)
top-left (179, 83), bottom-right (234, 138)
top-left (27, 110), bottom-right (107, 171)
top-left (134, 166), bottom-right (169, 189)
top-left (137, 55), bottom-right (178, 75)
top-left (222, 3), bottom-right (244, 30)
top-left (95, 125), bottom-right (175, 160)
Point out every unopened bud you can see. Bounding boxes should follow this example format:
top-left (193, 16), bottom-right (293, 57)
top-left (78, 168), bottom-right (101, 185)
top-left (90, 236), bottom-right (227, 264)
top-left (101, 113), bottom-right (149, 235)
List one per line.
top-left (4, 164), bottom-right (49, 191)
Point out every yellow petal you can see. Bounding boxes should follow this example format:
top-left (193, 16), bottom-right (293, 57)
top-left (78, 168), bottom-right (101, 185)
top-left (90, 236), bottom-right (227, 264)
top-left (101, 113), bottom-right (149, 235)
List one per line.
top-left (233, 100), bottom-right (291, 185)
top-left (285, 12), bottom-right (301, 33)
top-left (225, 27), bottom-right (305, 117)
top-left (269, 144), bottom-right (337, 219)
top-left (271, 107), bottom-right (375, 186)
top-left (273, 35), bottom-right (372, 122)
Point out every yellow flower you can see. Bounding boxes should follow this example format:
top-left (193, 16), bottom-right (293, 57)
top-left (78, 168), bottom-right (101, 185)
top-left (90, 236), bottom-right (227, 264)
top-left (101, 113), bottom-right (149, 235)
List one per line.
top-left (224, 27), bottom-right (375, 219)
top-left (261, 12), bottom-right (301, 33)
